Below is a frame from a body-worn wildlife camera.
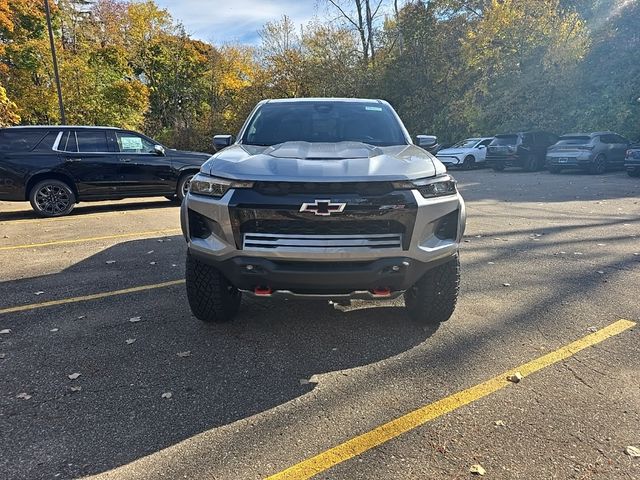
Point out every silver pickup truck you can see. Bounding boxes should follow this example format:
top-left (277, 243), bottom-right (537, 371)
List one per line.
top-left (180, 98), bottom-right (466, 325)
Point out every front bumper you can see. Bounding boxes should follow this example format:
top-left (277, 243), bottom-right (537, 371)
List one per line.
top-left (181, 185), bottom-right (465, 294)
top-left (625, 160), bottom-right (640, 173)
top-left (436, 155), bottom-right (463, 167)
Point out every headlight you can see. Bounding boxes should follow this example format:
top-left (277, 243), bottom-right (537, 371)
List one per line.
top-left (392, 175), bottom-right (457, 199)
top-left (189, 173), bottom-right (254, 197)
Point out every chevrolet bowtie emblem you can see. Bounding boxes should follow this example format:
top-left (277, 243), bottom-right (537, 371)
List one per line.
top-left (299, 199), bottom-right (347, 216)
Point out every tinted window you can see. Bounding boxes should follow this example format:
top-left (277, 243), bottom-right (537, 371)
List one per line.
top-left (479, 139), bottom-right (493, 146)
top-left (242, 101), bottom-right (407, 147)
top-left (453, 138), bottom-right (480, 148)
top-left (0, 130), bottom-right (47, 152)
top-left (600, 135), bottom-right (614, 144)
top-left (32, 131), bottom-right (60, 152)
top-left (116, 132), bottom-right (155, 153)
top-left (76, 131), bottom-right (109, 152)
top-left (60, 131), bottom-right (79, 152)
top-left (491, 135), bottom-right (518, 146)
top-left (610, 134), bottom-right (628, 144)
top-left (556, 136), bottom-right (591, 145)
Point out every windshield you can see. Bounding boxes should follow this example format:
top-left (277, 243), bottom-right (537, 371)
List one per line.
top-left (452, 138), bottom-right (480, 148)
top-left (556, 136), bottom-right (591, 145)
top-left (490, 135), bottom-right (519, 146)
top-left (241, 101), bottom-right (408, 147)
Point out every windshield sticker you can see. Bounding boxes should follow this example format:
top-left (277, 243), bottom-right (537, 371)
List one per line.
top-left (365, 106), bottom-right (383, 111)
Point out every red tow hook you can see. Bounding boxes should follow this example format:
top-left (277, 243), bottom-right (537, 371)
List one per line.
top-left (371, 287), bottom-right (391, 297)
top-left (254, 286), bottom-right (272, 296)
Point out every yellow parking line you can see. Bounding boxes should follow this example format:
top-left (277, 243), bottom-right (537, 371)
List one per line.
top-left (0, 229), bottom-right (181, 251)
top-left (0, 279), bottom-right (185, 315)
top-left (267, 319), bottom-right (636, 480)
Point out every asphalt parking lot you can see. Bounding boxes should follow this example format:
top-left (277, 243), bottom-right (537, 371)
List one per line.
top-left (1, 169), bottom-right (639, 480)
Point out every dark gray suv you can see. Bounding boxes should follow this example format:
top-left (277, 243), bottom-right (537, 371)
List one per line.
top-left (546, 132), bottom-right (629, 174)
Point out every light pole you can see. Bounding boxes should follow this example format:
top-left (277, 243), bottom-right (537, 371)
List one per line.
top-left (44, 0), bottom-right (66, 124)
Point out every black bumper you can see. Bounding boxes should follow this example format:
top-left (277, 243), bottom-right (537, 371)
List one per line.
top-left (189, 251), bottom-right (454, 294)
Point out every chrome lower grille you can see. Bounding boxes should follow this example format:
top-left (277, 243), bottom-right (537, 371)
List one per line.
top-left (242, 233), bottom-right (403, 251)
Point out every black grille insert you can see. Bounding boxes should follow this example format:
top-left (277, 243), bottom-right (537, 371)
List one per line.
top-left (253, 181), bottom-right (395, 196)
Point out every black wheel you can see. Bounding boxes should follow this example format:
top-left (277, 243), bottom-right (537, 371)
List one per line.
top-left (628, 170), bottom-right (640, 178)
top-left (29, 179), bottom-right (76, 217)
top-left (462, 155), bottom-right (475, 170)
top-left (404, 255), bottom-right (460, 325)
top-left (589, 154), bottom-right (607, 175)
top-left (549, 166), bottom-right (562, 174)
top-left (492, 163), bottom-right (505, 171)
top-left (185, 252), bottom-right (241, 323)
top-left (176, 173), bottom-right (195, 202)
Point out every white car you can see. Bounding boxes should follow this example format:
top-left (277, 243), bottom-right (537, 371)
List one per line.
top-left (436, 137), bottom-right (494, 169)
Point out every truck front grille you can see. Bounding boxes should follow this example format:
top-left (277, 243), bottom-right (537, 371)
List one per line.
top-left (243, 233), bottom-right (403, 251)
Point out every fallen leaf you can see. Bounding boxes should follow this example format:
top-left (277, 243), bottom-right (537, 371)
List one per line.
top-left (129, 316), bottom-right (142, 323)
top-left (34, 291), bottom-right (44, 295)
top-left (0, 329), bottom-right (11, 334)
top-left (16, 392), bottom-right (32, 400)
top-left (507, 372), bottom-right (523, 383)
top-left (161, 392), bottom-right (172, 399)
top-left (625, 446), bottom-right (640, 457)
top-left (68, 373), bottom-right (81, 380)
top-left (470, 464), bottom-right (486, 476)
top-left (70, 386), bottom-right (82, 392)
top-left (125, 338), bottom-right (136, 345)
top-left (176, 351), bottom-right (191, 358)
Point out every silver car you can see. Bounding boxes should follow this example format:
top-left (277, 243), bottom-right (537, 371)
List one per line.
top-left (546, 132), bottom-right (629, 174)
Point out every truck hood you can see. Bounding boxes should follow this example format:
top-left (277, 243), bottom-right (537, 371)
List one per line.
top-left (202, 141), bottom-right (442, 181)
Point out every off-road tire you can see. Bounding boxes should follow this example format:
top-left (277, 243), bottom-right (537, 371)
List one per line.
top-left (462, 155), bottom-right (475, 170)
top-left (548, 166), bottom-right (562, 174)
top-left (29, 179), bottom-right (76, 217)
top-left (186, 252), bottom-right (241, 323)
top-left (589, 154), bottom-right (607, 175)
top-left (404, 255), bottom-right (460, 325)
top-left (492, 163), bottom-right (505, 171)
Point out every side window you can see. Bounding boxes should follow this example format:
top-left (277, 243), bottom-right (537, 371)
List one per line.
top-left (116, 132), bottom-right (155, 153)
top-left (32, 131), bottom-right (60, 152)
top-left (76, 130), bottom-right (109, 153)
top-left (600, 135), bottom-right (613, 144)
top-left (479, 139), bottom-right (492, 147)
top-left (0, 130), bottom-right (47, 152)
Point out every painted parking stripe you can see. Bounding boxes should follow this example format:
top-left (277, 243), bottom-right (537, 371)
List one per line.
top-left (267, 319), bottom-right (636, 480)
top-left (0, 229), bottom-right (181, 251)
top-left (0, 279), bottom-right (185, 315)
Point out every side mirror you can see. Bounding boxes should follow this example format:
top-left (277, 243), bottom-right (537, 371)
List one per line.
top-left (478, 145), bottom-right (486, 149)
top-left (153, 145), bottom-right (165, 156)
top-left (213, 134), bottom-right (233, 151)
top-left (416, 135), bottom-right (437, 148)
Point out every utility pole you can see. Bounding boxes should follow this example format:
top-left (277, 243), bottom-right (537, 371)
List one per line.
top-left (44, 0), bottom-right (66, 124)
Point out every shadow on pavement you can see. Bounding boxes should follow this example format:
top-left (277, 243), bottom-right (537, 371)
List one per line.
top-left (0, 237), bottom-right (437, 479)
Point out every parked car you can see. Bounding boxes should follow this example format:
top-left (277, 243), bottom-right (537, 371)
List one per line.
top-left (486, 131), bottom-right (558, 172)
top-left (0, 126), bottom-right (210, 217)
top-left (625, 143), bottom-right (640, 177)
top-left (436, 137), bottom-right (494, 169)
top-left (182, 98), bottom-right (466, 325)
top-left (546, 132), bottom-right (630, 174)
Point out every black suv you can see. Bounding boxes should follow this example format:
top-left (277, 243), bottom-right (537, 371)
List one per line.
top-left (486, 131), bottom-right (558, 172)
top-left (626, 144), bottom-right (640, 177)
top-left (0, 126), bottom-right (210, 217)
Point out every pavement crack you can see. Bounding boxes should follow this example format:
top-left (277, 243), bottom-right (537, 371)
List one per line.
top-left (563, 362), bottom-right (594, 389)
